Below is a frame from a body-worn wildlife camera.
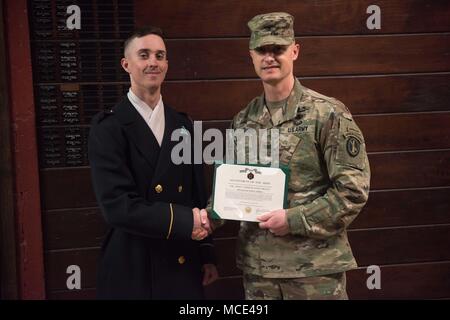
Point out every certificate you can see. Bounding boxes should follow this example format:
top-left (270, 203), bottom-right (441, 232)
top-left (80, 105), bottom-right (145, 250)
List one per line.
top-left (210, 163), bottom-right (289, 222)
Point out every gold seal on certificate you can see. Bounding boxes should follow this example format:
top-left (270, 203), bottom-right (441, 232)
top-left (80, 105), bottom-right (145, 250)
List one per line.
top-left (210, 163), bottom-right (289, 222)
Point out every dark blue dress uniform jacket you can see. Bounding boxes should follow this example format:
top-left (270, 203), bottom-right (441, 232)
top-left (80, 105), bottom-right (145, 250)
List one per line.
top-left (88, 96), bottom-right (215, 299)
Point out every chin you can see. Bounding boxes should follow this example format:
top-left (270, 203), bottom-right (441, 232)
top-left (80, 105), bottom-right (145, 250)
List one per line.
top-left (146, 78), bottom-right (163, 86)
top-left (142, 82), bottom-right (161, 92)
top-left (261, 75), bottom-right (281, 84)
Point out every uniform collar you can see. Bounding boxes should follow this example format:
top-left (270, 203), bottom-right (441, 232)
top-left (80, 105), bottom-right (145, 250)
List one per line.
top-left (248, 77), bottom-right (305, 127)
top-left (127, 88), bottom-right (164, 122)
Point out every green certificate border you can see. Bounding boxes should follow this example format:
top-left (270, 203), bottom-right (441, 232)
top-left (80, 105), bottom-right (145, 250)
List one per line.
top-left (210, 161), bottom-right (290, 220)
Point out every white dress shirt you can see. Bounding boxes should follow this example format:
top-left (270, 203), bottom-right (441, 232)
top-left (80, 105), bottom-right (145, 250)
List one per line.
top-left (127, 88), bottom-right (165, 146)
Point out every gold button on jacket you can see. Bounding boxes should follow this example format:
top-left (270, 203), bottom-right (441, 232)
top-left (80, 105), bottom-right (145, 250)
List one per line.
top-left (178, 185), bottom-right (183, 193)
top-left (178, 256), bottom-right (186, 264)
top-left (155, 184), bottom-right (163, 193)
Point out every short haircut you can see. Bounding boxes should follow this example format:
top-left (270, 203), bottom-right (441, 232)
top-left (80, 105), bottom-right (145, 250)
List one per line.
top-left (123, 26), bottom-right (165, 56)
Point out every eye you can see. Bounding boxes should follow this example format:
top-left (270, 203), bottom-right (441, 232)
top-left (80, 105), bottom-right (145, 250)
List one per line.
top-left (255, 45), bottom-right (287, 56)
top-left (273, 46), bottom-right (286, 55)
top-left (255, 47), bottom-right (266, 55)
top-left (155, 51), bottom-right (166, 60)
top-left (139, 52), bottom-right (148, 59)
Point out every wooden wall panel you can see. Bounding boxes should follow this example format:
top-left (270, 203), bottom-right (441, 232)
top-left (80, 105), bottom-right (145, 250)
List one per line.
top-left (41, 168), bottom-right (96, 210)
top-left (347, 262), bottom-right (450, 299)
top-left (356, 113), bottom-right (450, 152)
top-left (352, 188), bottom-right (450, 229)
top-left (45, 248), bottom-right (98, 291)
top-left (43, 208), bottom-right (107, 250)
top-left (164, 74), bottom-right (450, 120)
top-left (163, 35), bottom-right (450, 80)
top-left (136, 0), bottom-right (450, 37)
top-left (349, 225), bottom-right (450, 266)
top-left (369, 150), bottom-right (450, 189)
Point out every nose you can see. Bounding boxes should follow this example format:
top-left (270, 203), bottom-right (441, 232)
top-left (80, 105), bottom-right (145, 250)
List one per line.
top-left (263, 52), bottom-right (276, 63)
top-left (147, 53), bottom-right (158, 66)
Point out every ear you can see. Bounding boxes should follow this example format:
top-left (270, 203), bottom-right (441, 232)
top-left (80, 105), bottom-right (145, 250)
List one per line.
top-left (121, 57), bottom-right (129, 73)
top-left (292, 43), bottom-right (300, 61)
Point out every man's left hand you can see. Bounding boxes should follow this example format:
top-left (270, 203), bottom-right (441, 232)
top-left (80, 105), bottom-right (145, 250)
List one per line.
top-left (202, 264), bottom-right (219, 286)
top-left (257, 209), bottom-right (290, 236)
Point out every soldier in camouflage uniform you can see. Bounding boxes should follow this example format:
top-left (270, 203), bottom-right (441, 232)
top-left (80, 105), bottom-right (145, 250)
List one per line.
top-left (208, 12), bottom-right (370, 300)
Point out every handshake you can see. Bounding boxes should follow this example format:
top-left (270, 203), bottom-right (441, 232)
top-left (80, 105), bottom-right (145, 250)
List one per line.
top-left (190, 207), bottom-right (290, 241)
top-left (191, 208), bottom-right (213, 241)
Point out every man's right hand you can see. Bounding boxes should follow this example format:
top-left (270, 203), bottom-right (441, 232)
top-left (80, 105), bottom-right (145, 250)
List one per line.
top-left (192, 208), bottom-right (209, 241)
top-left (199, 209), bottom-right (213, 234)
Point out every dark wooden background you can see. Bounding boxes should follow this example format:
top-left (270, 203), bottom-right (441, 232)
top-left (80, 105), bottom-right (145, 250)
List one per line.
top-left (38, 0), bottom-right (450, 299)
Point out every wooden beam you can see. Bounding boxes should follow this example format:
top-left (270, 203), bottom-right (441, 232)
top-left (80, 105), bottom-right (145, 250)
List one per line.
top-left (4, 0), bottom-right (45, 299)
top-left (0, 0), bottom-right (18, 300)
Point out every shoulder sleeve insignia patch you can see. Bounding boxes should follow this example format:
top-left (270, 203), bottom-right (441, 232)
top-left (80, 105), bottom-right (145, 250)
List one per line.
top-left (346, 136), bottom-right (361, 157)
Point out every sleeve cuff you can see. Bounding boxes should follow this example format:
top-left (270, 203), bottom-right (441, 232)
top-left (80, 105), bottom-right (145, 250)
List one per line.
top-left (286, 206), bottom-right (308, 236)
top-left (199, 237), bottom-right (217, 265)
top-left (169, 203), bottom-right (194, 240)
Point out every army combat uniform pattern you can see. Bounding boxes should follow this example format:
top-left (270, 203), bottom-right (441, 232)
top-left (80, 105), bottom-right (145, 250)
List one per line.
top-left (231, 78), bottom-right (370, 298)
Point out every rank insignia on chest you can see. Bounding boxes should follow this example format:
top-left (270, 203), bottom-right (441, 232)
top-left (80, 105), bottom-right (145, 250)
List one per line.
top-left (293, 106), bottom-right (307, 125)
top-left (293, 116), bottom-right (303, 125)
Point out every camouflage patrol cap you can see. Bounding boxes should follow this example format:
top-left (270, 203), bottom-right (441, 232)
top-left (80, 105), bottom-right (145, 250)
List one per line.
top-left (248, 12), bottom-right (295, 50)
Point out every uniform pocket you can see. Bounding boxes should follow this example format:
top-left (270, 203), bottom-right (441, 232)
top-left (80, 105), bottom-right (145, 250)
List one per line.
top-left (336, 116), bottom-right (366, 170)
top-left (279, 128), bottom-right (302, 166)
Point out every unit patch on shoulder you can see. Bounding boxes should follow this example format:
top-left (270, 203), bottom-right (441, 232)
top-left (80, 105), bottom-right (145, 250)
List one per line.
top-left (346, 136), bottom-right (361, 157)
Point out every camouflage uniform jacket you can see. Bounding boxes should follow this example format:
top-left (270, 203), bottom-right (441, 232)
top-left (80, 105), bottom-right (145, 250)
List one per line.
top-left (232, 78), bottom-right (370, 278)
